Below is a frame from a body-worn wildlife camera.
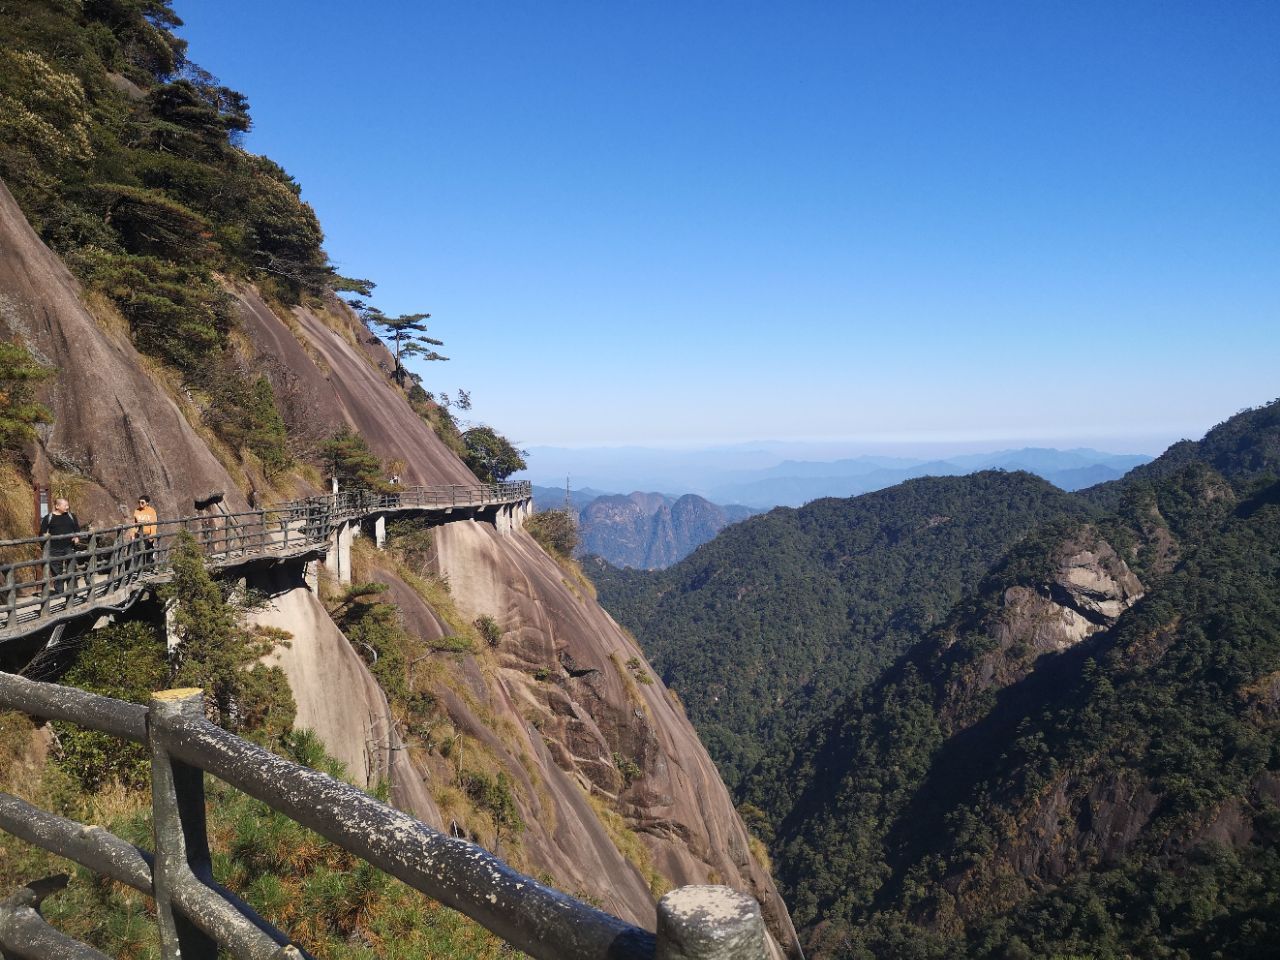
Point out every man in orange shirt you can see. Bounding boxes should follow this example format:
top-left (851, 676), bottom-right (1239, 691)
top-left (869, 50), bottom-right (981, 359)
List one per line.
top-left (132, 494), bottom-right (158, 568)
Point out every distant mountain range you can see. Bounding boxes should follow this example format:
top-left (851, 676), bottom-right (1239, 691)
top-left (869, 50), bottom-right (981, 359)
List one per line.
top-left (706, 448), bottom-right (1152, 507)
top-left (532, 486), bottom-right (757, 569)
top-left (524, 447), bottom-right (1153, 510)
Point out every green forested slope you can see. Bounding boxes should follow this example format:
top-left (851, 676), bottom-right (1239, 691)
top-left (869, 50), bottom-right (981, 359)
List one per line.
top-left (745, 400), bottom-right (1280, 958)
top-left (0, 0), bottom-right (347, 473)
top-left (594, 471), bottom-right (1093, 787)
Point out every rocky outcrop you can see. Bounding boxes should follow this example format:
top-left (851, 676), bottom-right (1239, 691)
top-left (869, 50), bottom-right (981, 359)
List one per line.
top-left (430, 519), bottom-right (789, 909)
top-left (242, 565), bottom-right (441, 815)
top-left (943, 530), bottom-right (1143, 733)
top-left (578, 492), bottom-right (755, 569)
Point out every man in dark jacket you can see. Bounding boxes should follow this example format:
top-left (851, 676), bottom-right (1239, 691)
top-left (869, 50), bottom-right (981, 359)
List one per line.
top-left (39, 497), bottom-right (82, 592)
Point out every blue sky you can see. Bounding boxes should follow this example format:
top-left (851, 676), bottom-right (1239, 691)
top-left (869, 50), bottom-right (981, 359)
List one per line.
top-left (174, 1), bottom-right (1278, 453)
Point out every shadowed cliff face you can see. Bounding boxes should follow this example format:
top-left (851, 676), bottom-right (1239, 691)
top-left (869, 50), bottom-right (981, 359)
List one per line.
top-left (0, 180), bottom-right (798, 954)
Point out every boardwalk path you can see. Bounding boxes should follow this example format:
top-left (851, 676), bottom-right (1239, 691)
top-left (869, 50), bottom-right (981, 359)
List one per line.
top-left (0, 481), bottom-right (532, 643)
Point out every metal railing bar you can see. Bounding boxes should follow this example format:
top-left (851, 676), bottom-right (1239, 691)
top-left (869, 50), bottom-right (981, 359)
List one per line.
top-left (152, 708), bottom-right (655, 960)
top-left (0, 876), bottom-right (113, 960)
top-left (0, 674), bottom-right (147, 745)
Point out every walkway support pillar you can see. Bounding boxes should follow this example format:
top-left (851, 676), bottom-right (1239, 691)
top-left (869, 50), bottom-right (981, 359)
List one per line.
top-left (324, 521), bottom-right (353, 585)
top-left (374, 515), bottom-right (386, 551)
top-left (163, 599), bottom-right (179, 657)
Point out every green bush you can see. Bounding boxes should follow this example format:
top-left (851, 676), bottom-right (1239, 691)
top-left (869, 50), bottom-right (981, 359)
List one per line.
top-left (611, 752), bottom-right (642, 787)
top-left (474, 615), bottom-right (502, 647)
top-left (461, 426), bottom-right (526, 483)
top-left (319, 427), bottom-right (386, 492)
top-left (524, 509), bottom-right (578, 559)
top-left (164, 533), bottom-right (295, 733)
top-left (202, 362), bottom-right (292, 475)
top-left (0, 341), bottom-right (52, 456)
top-left (71, 248), bottom-right (232, 371)
top-left (332, 584), bottom-right (411, 701)
top-left (56, 621), bottom-right (168, 789)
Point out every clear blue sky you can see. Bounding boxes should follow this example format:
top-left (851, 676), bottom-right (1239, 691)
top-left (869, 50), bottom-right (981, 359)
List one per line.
top-left (174, 1), bottom-right (1278, 453)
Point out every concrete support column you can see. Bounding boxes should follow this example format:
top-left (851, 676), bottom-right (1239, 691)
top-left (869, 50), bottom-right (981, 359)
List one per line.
top-left (374, 515), bottom-right (386, 550)
top-left (323, 521), bottom-right (354, 584)
top-left (303, 559), bottom-right (319, 593)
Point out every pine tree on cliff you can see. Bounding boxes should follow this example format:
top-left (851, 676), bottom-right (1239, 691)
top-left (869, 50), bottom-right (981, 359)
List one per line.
top-left (0, 342), bottom-right (52, 454)
top-left (365, 309), bottom-right (447, 387)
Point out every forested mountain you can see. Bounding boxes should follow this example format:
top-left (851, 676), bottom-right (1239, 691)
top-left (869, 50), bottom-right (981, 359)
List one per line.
top-left (594, 472), bottom-right (1093, 786)
top-left (746, 399), bottom-right (1280, 958)
top-left (598, 400), bottom-right (1280, 958)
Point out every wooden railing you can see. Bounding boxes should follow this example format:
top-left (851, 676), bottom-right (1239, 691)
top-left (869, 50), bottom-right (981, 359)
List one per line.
top-left (0, 482), bottom-right (532, 640)
top-left (0, 674), bottom-right (768, 960)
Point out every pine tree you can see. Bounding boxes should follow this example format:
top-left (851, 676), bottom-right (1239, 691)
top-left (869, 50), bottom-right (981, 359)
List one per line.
top-left (0, 341), bottom-right (52, 455)
top-left (365, 310), bottom-right (447, 387)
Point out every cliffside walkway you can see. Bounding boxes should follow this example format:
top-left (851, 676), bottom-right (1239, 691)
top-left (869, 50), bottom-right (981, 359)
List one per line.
top-left (0, 481), bottom-right (533, 644)
top-left (0, 675), bottom-right (770, 960)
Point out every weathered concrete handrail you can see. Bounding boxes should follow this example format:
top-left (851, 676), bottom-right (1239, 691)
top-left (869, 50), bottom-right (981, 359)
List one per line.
top-left (0, 676), bottom-right (769, 960)
top-left (0, 876), bottom-right (113, 960)
top-left (0, 481), bottom-right (533, 641)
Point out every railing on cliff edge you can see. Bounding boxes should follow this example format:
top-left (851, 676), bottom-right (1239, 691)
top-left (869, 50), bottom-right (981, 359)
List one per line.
top-left (0, 482), bottom-right (532, 641)
top-left (0, 674), bottom-right (769, 960)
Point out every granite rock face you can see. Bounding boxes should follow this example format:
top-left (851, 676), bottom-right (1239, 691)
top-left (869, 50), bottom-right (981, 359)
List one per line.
top-left (0, 181), bottom-right (244, 525)
top-left (942, 529), bottom-right (1144, 733)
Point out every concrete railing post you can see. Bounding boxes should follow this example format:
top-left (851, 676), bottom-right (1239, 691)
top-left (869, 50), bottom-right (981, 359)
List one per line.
top-left (149, 688), bottom-right (218, 960)
top-left (655, 886), bottom-right (769, 960)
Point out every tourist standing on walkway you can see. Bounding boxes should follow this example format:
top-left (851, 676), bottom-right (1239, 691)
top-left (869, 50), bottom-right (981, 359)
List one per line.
top-left (39, 497), bottom-right (82, 591)
top-left (130, 495), bottom-right (158, 567)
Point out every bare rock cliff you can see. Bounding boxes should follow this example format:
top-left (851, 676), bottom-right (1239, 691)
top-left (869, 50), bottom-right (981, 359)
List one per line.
top-left (943, 530), bottom-right (1143, 733)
